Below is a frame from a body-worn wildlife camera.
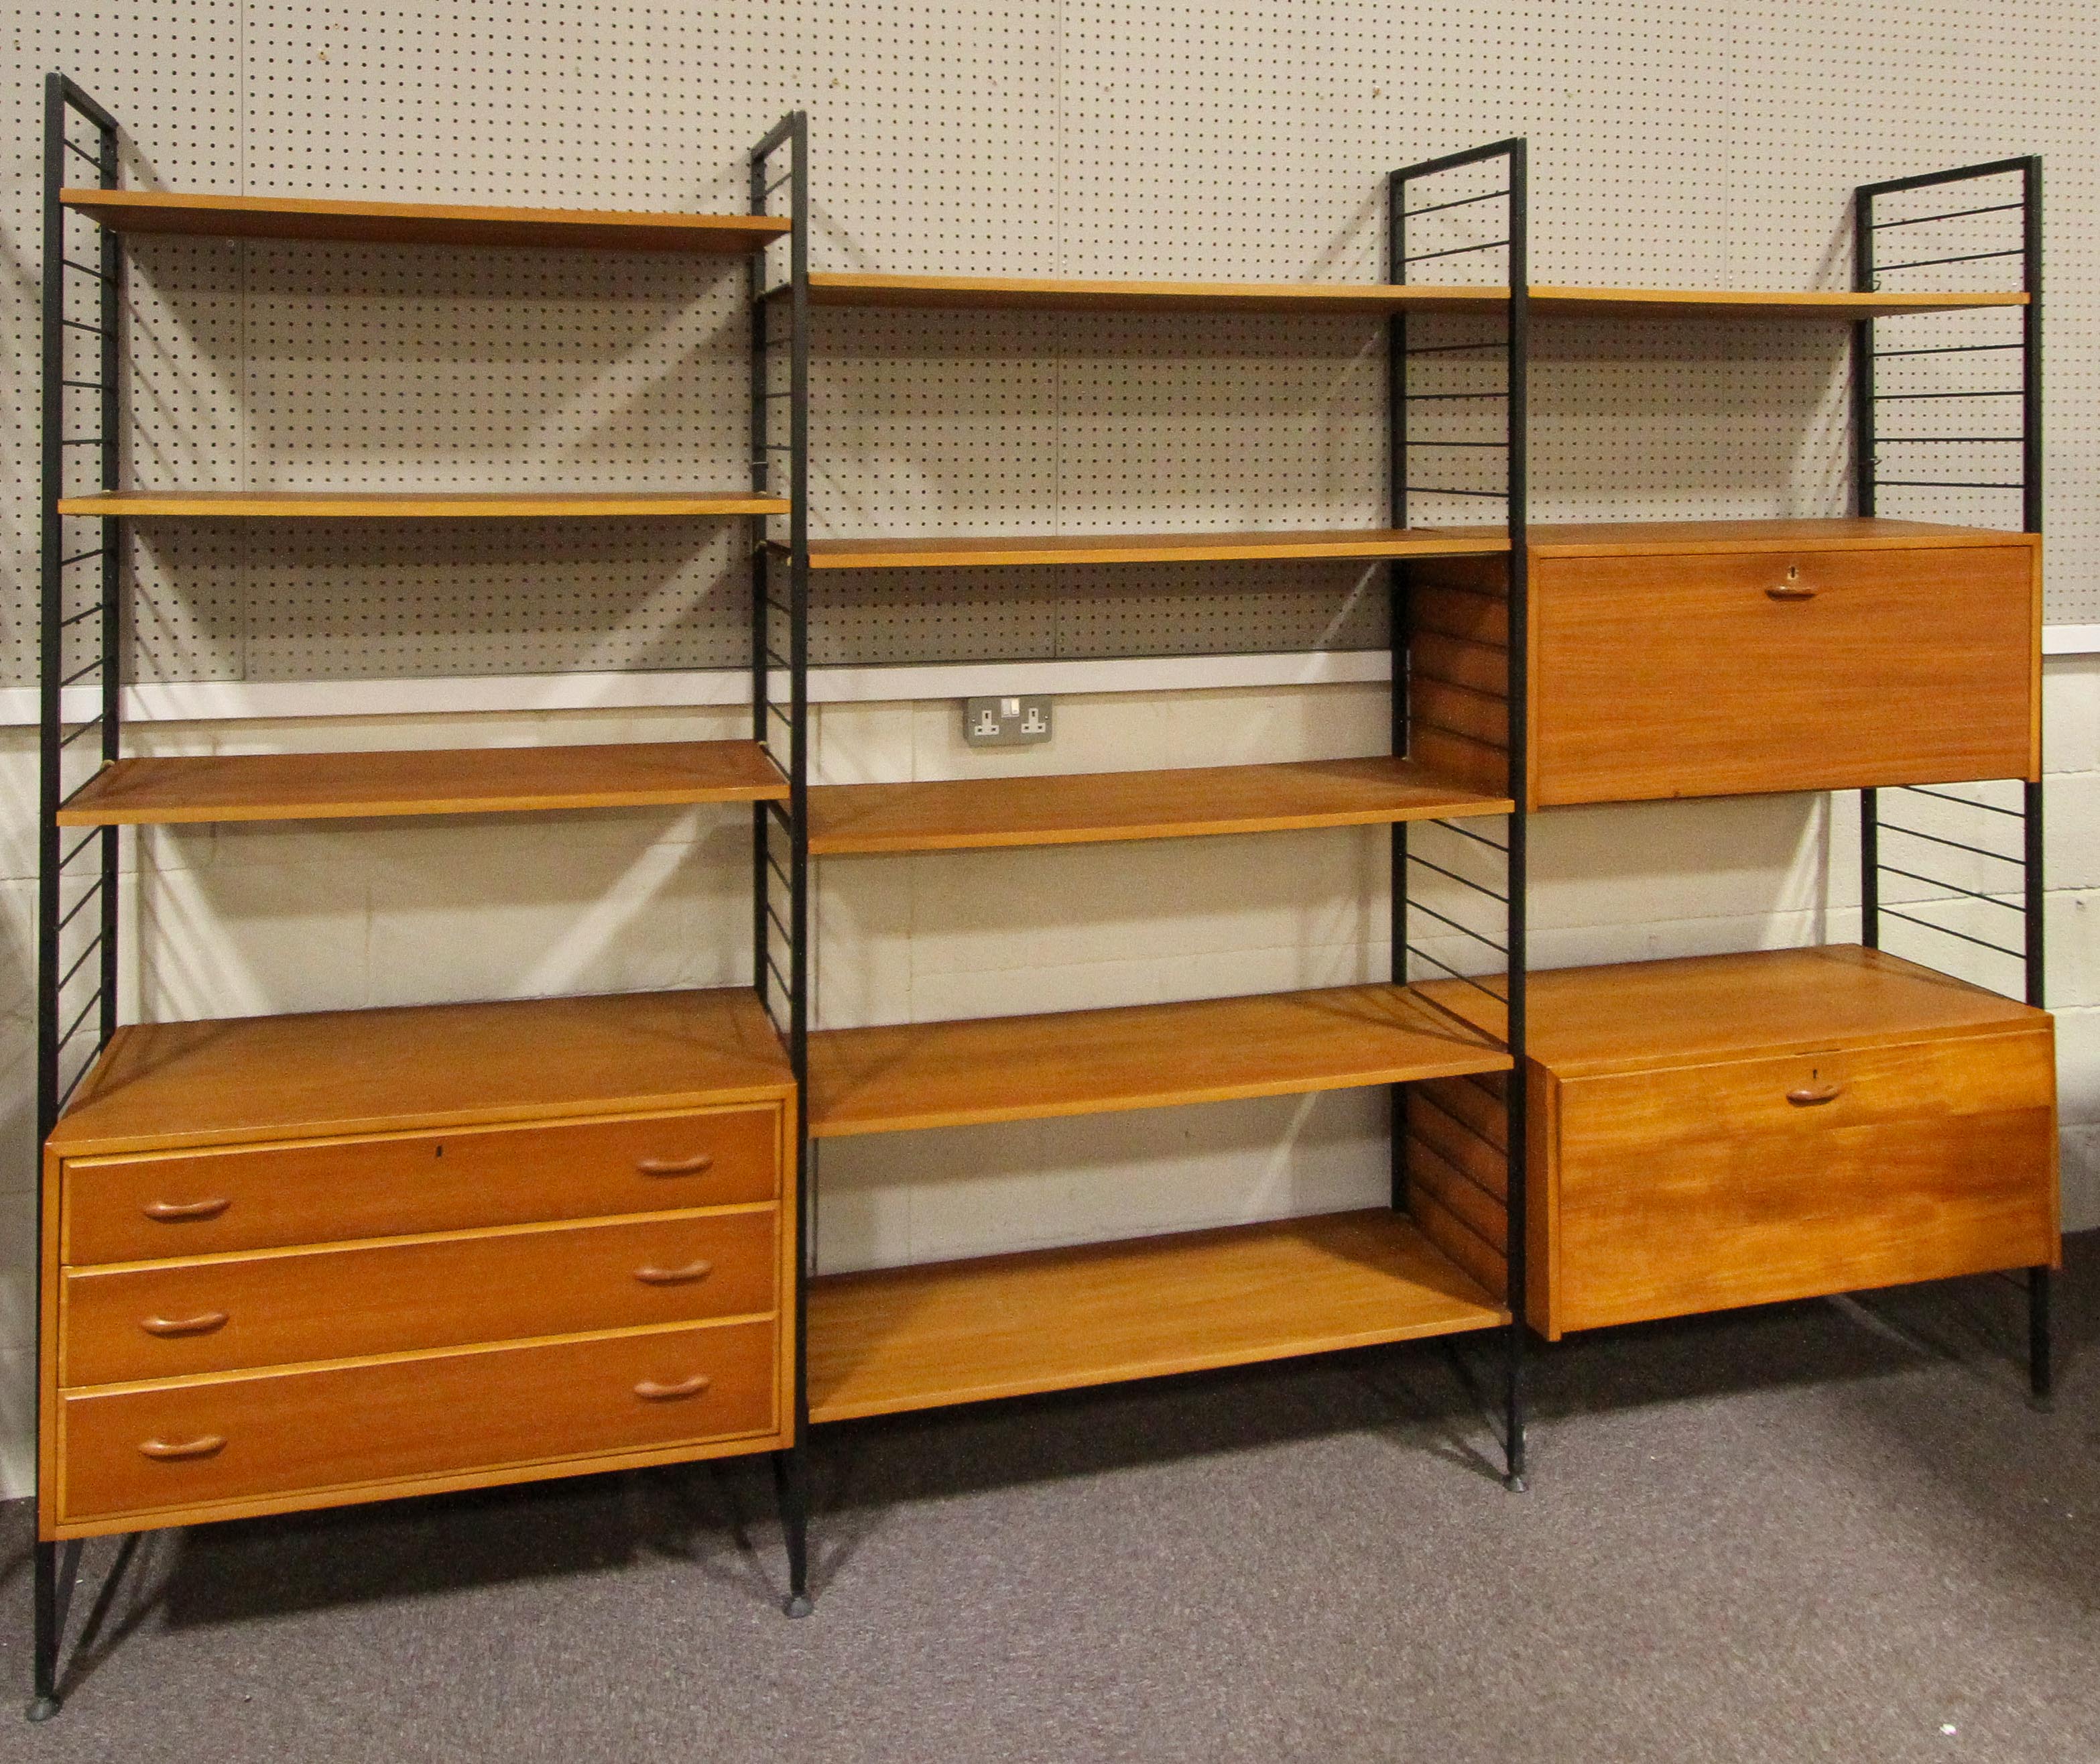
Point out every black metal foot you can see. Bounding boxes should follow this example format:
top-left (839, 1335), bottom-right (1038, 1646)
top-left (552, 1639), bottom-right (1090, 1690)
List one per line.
top-left (784, 1592), bottom-right (814, 1619)
top-left (25, 1696), bottom-right (62, 1724)
top-left (1503, 1472), bottom-right (1528, 1493)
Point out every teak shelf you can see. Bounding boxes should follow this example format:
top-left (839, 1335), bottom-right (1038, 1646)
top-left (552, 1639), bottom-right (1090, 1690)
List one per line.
top-left (56, 740), bottom-right (790, 826)
top-left (806, 984), bottom-right (1511, 1138)
top-left (796, 526), bottom-right (1508, 569)
top-left (792, 270), bottom-right (2024, 322)
top-left (807, 756), bottom-right (1512, 854)
top-left (60, 188), bottom-right (789, 254)
top-left (55, 489), bottom-right (786, 520)
top-left (806, 1210), bottom-right (1507, 1421)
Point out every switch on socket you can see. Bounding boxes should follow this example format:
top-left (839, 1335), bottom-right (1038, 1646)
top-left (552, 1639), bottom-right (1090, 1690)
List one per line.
top-left (964, 694), bottom-right (1053, 748)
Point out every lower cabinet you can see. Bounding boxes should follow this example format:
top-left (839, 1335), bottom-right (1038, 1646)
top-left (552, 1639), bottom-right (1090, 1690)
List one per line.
top-left (40, 990), bottom-right (800, 1541)
top-left (1424, 945), bottom-right (2060, 1340)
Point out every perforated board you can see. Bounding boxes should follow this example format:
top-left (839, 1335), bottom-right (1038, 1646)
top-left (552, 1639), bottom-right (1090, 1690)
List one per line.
top-left (5, 0), bottom-right (2097, 698)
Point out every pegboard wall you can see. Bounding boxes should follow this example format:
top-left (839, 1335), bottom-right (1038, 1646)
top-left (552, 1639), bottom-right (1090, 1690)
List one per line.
top-left (7, 0), bottom-right (2099, 697)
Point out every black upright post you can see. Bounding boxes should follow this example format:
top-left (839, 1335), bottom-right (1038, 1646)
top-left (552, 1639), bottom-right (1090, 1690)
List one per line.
top-left (751, 109), bottom-right (814, 1618)
top-left (1387, 168), bottom-right (1410, 1211)
top-left (1851, 182), bottom-right (1880, 953)
top-left (1501, 139), bottom-right (1530, 1492)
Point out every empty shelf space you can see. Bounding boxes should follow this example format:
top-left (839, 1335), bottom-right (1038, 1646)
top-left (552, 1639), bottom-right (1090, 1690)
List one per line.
top-left (808, 1209), bottom-right (1508, 1421)
top-left (55, 490), bottom-right (787, 520)
top-left (801, 272), bottom-right (1507, 313)
top-left (796, 528), bottom-right (1509, 570)
top-left (807, 984), bottom-right (1511, 1138)
top-left (61, 188), bottom-right (789, 253)
top-left (1525, 516), bottom-right (2041, 557)
top-left (56, 740), bottom-right (788, 826)
top-left (807, 756), bottom-right (1512, 854)
top-left (1532, 285), bottom-right (2026, 320)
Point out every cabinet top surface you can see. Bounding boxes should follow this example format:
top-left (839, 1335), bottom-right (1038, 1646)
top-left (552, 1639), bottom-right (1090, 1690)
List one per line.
top-left (1421, 946), bottom-right (2048, 1077)
top-left (1525, 517), bottom-right (2038, 557)
top-left (49, 988), bottom-right (795, 1157)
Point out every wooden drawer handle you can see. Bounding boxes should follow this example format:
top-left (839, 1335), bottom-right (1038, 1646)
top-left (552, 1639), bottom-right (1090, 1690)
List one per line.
top-left (142, 1197), bottom-right (231, 1222)
top-left (1766, 583), bottom-right (1817, 601)
top-left (1787, 1083), bottom-right (1843, 1106)
top-left (634, 1373), bottom-right (713, 1402)
top-left (140, 1311), bottom-right (229, 1338)
top-left (634, 1260), bottom-right (714, 1287)
top-left (635, 1154), bottom-right (715, 1178)
top-left (139, 1434), bottom-right (225, 1461)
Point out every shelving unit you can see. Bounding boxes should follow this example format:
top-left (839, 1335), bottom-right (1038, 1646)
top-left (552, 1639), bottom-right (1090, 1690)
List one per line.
top-left (752, 135), bottom-right (1538, 1573)
top-left (32, 73), bottom-right (816, 1721)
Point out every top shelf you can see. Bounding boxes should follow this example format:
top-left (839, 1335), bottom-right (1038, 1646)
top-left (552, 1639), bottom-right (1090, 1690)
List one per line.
top-left (61, 189), bottom-right (788, 255)
top-left (793, 272), bottom-right (2025, 321)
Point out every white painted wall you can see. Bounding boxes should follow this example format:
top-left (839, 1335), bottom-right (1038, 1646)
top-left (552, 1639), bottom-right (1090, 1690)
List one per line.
top-left (2, 666), bottom-right (2093, 1496)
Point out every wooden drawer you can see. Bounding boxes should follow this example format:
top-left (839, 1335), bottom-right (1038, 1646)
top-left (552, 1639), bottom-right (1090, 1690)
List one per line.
top-left (1530, 542), bottom-right (2037, 805)
top-left (62, 1208), bottom-right (778, 1385)
top-left (58, 1317), bottom-right (776, 1529)
top-left (63, 1106), bottom-right (781, 1264)
top-left (1543, 1027), bottom-right (2058, 1335)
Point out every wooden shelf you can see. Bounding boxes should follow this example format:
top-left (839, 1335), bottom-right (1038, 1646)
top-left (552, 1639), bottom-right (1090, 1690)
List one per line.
top-left (798, 527), bottom-right (1508, 571)
top-left (55, 489), bottom-right (786, 520)
top-left (62, 188), bottom-right (788, 255)
top-left (808, 984), bottom-right (1510, 1138)
top-left (1526, 516), bottom-right (2040, 557)
top-left (808, 1209), bottom-right (1507, 1421)
top-left (1416, 945), bottom-right (2046, 1079)
top-left (1533, 285), bottom-right (2026, 321)
top-left (56, 740), bottom-right (787, 827)
top-left (802, 273), bottom-right (1505, 314)
top-left (793, 271), bottom-right (2020, 323)
top-left (48, 988), bottom-right (794, 1158)
top-left (808, 756), bottom-right (1510, 854)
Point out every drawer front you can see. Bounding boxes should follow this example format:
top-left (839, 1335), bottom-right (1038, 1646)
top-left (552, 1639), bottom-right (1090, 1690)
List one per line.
top-left (64, 1208), bottom-right (778, 1385)
top-left (1533, 544), bottom-right (2036, 805)
top-left (1550, 1029), bottom-right (2057, 1332)
top-left (60, 1318), bottom-right (776, 1527)
top-left (65, 1106), bottom-right (780, 1263)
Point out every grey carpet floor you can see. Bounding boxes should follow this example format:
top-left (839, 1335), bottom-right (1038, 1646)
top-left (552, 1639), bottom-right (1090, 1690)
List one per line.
top-left (5, 1238), bottom-right (2100, 1764)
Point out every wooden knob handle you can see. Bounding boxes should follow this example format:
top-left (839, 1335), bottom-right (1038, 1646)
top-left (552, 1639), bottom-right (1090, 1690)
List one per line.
top-left (142, 1197), bottom-right (231, 1222)
top-left (141, 1311), bottom-right (229, 1338)
top-left (634, 1373), bottom-right (713, 1402)
top-left (634, 1260), bottom-right (714, 1287)
top-left (139, 1434), bottom-right (226, 1461)
top-left (635, 1153), bottom-right (715, 1177)
top-left (1766, 583), bottom-right (1817, 601)
top-left (1787, 1083), bottom-right (1842, 1106)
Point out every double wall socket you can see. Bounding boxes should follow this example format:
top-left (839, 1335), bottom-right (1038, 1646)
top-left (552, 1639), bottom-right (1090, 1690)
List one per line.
top-left (964, 694), bottom-right (1053, 748)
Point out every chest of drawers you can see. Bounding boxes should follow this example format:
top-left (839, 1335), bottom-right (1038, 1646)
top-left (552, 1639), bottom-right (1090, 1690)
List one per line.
top-left (40, 988), bottom-right (798, 1539)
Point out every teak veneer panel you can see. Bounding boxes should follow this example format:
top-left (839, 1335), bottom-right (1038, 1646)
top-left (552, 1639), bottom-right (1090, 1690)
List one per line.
top-left (807, 985), bottom-right (1511, 1138)
top-left (806, 1210), bottom-right (1505, 1420)
top-left (48, 988), bottom-right (794, 1157)
top-left (802, 274), bottom-right (1508, 314)
top-left (798, 527), bottom-right (1509, 570)
top-left (58, 740), bottom-right (788, 825)
top-left (56, 489), bottom-right (786, 520)
top-left (796, 273), bottom-right (2020, 322)
top-left (1418, 946), bottom-right (2046, 1077)
top-left (807, 757), bottom-right (1512, 854)
top-left (1524, 518), bottom-right (2038, 556)
top-left (62, 189), bottom-right (788, 254)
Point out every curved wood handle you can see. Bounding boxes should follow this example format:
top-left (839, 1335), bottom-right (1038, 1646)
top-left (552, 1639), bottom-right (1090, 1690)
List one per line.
top-left (141, 1311), bottom-right (229, 1338)
top-left (634, 1373), bottom-right (713, 1402)
top-left (634, 1260), bottom-right (714, 1286)
top-left (1766, 583), bottom-right (1818, 601)
top-left (635, 1153), bottom-right (715, 1177)
top-left (1787, 1083), bottom-right (1842, 1106)
top-left (142, 1197), bottom-right (231, 1222)
top-left (139, 1434), bottom-right (226, 1461)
